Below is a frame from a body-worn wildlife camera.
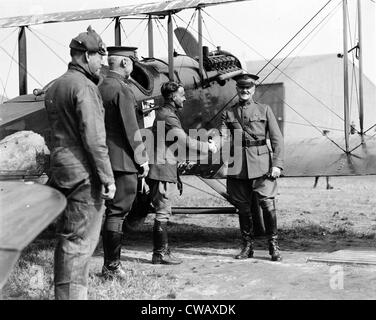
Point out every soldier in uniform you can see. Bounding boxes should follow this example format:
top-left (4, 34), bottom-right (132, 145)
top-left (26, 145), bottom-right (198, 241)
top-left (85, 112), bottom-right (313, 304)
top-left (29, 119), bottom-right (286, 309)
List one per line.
top-left (45, 26), bottom-right (116, 299)
top-left (98, 46), bottom-right (149, 279)
top-left (220, 73), bottom-right (284, 261)
top-left (147, 81), bottom-right (218, 265)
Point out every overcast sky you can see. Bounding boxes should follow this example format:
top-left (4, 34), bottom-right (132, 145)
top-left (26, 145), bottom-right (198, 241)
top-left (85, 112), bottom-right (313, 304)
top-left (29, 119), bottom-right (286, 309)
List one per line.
top-left (0, 0), bottom-right (375, 99)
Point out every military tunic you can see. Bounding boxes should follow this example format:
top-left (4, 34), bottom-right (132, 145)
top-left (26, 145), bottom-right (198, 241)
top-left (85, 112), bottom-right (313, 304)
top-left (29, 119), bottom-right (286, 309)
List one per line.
top-left (99, 71), bottom-right (148, 232)
top-left (148, 102), bottom-right (210, 221)
top-left (220, 100), bottom-right (284, 180)
top-left (220, 99), bottom-right (284, 202)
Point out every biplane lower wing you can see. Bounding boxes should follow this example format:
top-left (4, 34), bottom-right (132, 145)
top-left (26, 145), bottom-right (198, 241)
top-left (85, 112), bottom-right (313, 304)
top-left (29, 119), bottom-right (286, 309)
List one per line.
top-left (0, 181), bottom-right (66, 289)
top-left (284, 134), bottom-right (376, 177)
top-left (177, 133), bottom-right (376, 178)
top-left (0, 96), bottom-right (44, 128)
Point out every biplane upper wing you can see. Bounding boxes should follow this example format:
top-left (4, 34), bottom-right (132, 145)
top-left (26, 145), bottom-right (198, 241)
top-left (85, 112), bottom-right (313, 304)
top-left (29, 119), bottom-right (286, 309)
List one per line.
top-left (0, 0), bottom-right (251, 28)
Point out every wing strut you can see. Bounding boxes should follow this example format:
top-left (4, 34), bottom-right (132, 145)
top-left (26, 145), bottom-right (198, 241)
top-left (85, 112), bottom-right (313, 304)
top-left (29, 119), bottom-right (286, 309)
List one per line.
top-left (148, 15), bottom-right (154, 57)
top-left (168, 13), bottom-right (174, 81)
top-left (342, 0), bottom-right (350, 152)
top-left (18, 26), bottom-right (27, 95)
top-left (115, 17), bottom-right (121, 45)
top-left (357, 0), bottom-right (364, 137)
top-left (197, 7), bottom-right (204, 80)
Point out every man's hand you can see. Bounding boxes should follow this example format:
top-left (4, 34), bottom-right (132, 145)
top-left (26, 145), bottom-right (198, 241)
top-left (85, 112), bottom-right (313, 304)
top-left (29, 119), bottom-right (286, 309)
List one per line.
top-left (208, 140), bottom-right (218, 153)
top-left (101, 183), bottom-right (116, 200)
top-left (139, 162), bottom-right (149, 178)
top-left (271, 166), bottom-right (282, 178)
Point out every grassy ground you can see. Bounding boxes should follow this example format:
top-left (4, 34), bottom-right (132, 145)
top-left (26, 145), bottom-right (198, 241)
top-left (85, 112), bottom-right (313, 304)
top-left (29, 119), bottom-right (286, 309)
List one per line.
top-left (2, 176), bottom-right (376, 299)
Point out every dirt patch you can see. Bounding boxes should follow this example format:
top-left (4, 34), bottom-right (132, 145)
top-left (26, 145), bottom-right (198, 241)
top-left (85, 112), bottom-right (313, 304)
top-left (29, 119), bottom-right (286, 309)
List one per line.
top-left (91, 243), bottom-right (376, 300)
top-left (106, 175), bottom-right (376, 300)
top-left (3, 176), bottom-right (376, 300)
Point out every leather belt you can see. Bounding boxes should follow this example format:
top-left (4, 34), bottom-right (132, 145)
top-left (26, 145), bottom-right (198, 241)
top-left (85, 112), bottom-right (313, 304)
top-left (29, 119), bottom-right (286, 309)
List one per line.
top-left (242, 139), bottom-right (266, 147)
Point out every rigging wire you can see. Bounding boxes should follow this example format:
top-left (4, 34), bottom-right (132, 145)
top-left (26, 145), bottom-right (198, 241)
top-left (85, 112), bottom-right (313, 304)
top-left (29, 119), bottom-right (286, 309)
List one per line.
top-left (283, 120), bottom-right (344, 132)
top-left (258, 1), bottom-right (345, 122)
top-left (136, 19), bottom-right (148, 49)
top-left (159, 15), bottom-right (188, 54)
top-left (280, 97), bottom-right (347, 152)
top-left (0, 28), bottom-right (18, 100)
top-left (99, 18), bottom-right (115, 36)
top-left (346, 2), bottom-right (359, 125)
top-left (349, 129), bottom-right (376, 153)
top-left (125, 17), bottom-right (148, 38)
top-left (257, 0), bottom-right (334, 75)
top-left (201, 14), bottom-right (216, 51)
top-left (27, 28), bottom-right (67, 48)
top-left (156, 16), bottom-right (189, 61)
top-left (172, 15), bottom-right (189, 54)
top-left (0, 27), bottom-right (17, 43)
top-left (174, 10), bottom-right (198, 52)
top-left (364, 124), bottom-right (376, 134)
top-left (181, 180), bottom-right (227, 201)
top-left (1, 38), bottom-right (17, 101)
top-left (154, 18), bottom-right (168, 51)
top-left (28, 27), bottom-right (67, 66)
top-left (202, 1), bottom-right (349, 153)
top-left (202, 10), bottom-right (267, 64)
top-left (120, 21), bottom-right (130, 43)
top-left (0, 44), bottom-right (43, 87)
top-left (0, 77), bottom-right (7, 103)
top-left (259, 0), bottom-right (341, 84)
top-left (201, 2), bottom-right (342, 89)
top-left (173, 10), bottom-right (197, 73)
top-left (174, 13), bottom-right (241, 59)
top-left (203, 0), bottom-right (350, 145)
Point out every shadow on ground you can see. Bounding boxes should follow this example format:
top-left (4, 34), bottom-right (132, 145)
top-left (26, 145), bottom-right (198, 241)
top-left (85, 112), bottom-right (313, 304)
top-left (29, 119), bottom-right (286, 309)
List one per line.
top-left (31, 219), bottom-right (376, 257)
top-left (123, 220), bottom-right (376, 254)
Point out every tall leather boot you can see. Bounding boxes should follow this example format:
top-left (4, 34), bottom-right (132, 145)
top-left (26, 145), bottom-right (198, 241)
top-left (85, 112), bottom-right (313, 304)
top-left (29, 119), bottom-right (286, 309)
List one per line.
top-left (152, 220), bottom-right (182, 265)
top-left (102, 231), bottom-right (127, 279)
top-left (235, 213), bottom-right (254, 259)
top-left (261, 199), bottom-right (282, 262)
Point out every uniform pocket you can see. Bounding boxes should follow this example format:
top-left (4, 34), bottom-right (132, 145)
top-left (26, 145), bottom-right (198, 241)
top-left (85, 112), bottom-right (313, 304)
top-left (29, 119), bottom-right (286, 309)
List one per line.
top-left (257, 145), bottom-right (269, 155)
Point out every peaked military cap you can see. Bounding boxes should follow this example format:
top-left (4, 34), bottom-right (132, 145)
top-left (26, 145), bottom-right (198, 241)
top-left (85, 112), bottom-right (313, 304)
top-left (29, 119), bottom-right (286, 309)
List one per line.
top-left (69, 26), bottom-right (106, 55)
top-left (234, 73), bottom-right (259, 88)
top-left (107, 46), bottom-right (138, 59)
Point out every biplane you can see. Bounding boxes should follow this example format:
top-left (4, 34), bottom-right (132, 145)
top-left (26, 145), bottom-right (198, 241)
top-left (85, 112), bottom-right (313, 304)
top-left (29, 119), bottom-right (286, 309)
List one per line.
top-left (0, 0), bottom-right (375, 288)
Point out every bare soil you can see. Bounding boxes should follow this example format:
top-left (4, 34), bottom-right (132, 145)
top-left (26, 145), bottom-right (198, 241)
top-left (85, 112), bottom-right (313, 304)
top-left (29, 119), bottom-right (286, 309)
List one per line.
top-left (3, 176), bottom-right (376, 300)
top-left (90, 175), bottom-right (376, 300)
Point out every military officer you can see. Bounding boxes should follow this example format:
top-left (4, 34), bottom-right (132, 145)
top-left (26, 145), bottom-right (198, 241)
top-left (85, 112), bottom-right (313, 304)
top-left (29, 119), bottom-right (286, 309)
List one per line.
top-left (98, 46), bottom-right (149, 279)
top-left (45, 26), bottom-right (116, 299)
top-left (220, 73), bottom-right (284, 261)
top-left (147, 81), bottom-right (218, 265)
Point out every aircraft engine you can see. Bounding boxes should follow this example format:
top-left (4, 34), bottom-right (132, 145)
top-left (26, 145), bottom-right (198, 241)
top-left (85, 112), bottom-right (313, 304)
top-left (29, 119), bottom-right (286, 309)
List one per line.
top-left (202, 46), bottom-right (243, 83)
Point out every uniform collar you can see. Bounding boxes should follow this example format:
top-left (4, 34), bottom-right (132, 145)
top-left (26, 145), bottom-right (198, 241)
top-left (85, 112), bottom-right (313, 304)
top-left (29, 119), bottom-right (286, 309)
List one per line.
top-left (164, 101), bottom-right (179, 112)
top-left (107, 70), bottom-right (126, 81)
top-left (232, 98), bottom-right (256, 108)
top-left (68, 62), bottom-right (99, 84)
